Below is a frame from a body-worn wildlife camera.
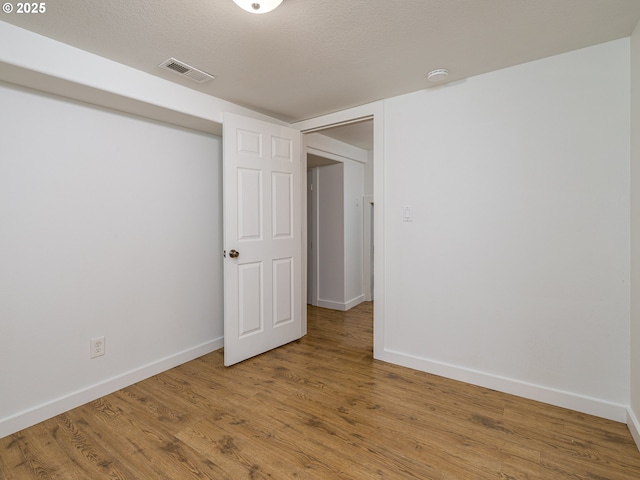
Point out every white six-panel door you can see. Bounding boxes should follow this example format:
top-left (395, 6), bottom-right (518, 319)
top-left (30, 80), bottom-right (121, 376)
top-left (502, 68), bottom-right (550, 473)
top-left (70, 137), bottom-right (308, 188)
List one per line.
top-left (223, 113), bottom-right (303, 366)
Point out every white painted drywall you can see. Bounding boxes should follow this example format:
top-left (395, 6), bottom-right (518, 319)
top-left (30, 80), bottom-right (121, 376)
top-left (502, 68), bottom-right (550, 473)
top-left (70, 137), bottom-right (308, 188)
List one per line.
top-left (0, 82), bottom-right (223, 437)
top-left (364, 149), bottom-right (374, 197)
top-left (381, 38), bottom-right (631, 421)
top-left (314, 159), bottom-right (365, 311)
top-left (317, 164), bottom-right (345, 308)
top-left (344, 159), bottom-right (365, 307)
top-left (363, 150), bottom-right (374, 303)
top-left (630, 20), bottom-right (640, 447)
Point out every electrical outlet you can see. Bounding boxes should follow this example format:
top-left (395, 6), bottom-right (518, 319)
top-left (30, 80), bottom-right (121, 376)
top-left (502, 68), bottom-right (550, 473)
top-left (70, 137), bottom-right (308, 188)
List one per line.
top-left (90, 336), bottom-right (105, 358)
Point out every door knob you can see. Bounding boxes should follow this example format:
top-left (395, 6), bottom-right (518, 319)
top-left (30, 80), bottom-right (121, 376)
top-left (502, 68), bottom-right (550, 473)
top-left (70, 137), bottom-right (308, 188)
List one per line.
top-left (229, 249), bottom-right (240, 258)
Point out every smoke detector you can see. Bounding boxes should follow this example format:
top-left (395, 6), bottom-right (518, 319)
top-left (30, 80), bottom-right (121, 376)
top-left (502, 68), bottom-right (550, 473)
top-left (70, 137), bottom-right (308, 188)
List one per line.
top-left (233, 0), bottom-right (283, 14)
top-left (427, 69), bottom-right (449, 83)
top-left (159, 58), bottom-right (214, 84)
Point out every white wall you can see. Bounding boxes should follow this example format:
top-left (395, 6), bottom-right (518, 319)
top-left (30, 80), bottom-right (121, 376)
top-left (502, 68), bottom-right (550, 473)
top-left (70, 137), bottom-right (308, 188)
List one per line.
top-left (314, 159), bottom-right (366, 311)
top-left (317, 164), bottom-right (345, 307)
top-left (364, 149), bottom-right (374, 197)
top-left (0, 82), bottom-right (223, 437)
top-left (363, 149), bottom-right (374, 301)
top-left (381, 38), bottom-right (631, 421)
top-left (630, 20), bottom-right (640, 447)
top-left (344, 159), bottom-right (365, 306)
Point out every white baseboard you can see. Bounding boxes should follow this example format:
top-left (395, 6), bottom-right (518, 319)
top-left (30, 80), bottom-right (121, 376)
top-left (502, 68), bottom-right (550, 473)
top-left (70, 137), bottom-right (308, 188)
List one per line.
top-left (317, 295), bottom-right (365, 312)
top-left (628, 408), bottom-right (640, 452)
top-left (345, 295), bottom-right (365, 310)
top-left (377, 348), bottom-right (628, 423)
top-left (0, 337), bottom-right (223, 439)
top-left (316, 299), bottom-right (345, 310)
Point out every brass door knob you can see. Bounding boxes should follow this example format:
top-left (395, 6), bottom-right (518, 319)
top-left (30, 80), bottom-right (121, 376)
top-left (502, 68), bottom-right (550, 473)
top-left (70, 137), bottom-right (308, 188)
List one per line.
top-left (229, 249), bottom-right (240, 259)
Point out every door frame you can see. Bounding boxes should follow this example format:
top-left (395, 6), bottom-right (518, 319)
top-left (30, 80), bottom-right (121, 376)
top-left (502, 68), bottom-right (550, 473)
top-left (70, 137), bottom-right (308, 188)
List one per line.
top-left (307, 167), bottom-right (318, 307)
top-left (363, 194), bottom-right (374, 302)
top-left (292, 101), bottom-right (384, 359)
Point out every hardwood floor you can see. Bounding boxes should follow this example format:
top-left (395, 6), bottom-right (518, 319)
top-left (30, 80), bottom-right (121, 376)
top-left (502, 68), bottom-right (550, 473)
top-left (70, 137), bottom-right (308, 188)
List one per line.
top-left (2, 302), bottom-right (640, 479)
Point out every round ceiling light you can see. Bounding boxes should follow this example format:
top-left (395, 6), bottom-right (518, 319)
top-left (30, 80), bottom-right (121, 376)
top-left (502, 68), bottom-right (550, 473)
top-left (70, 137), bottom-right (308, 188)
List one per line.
top-left (233, 0), bottom-right (283, 14)
top-left (427, 69), bottom-right (449, 82)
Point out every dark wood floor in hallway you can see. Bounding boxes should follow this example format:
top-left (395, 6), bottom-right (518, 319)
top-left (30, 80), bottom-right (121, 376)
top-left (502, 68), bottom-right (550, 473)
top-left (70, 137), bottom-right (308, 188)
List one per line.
top-left (2, 302), bottom-right (640, 479)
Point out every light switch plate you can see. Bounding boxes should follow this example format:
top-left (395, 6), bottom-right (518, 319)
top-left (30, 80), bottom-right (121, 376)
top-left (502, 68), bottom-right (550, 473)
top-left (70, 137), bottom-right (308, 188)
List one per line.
top-left (403, 206), bottom-right (412, 222)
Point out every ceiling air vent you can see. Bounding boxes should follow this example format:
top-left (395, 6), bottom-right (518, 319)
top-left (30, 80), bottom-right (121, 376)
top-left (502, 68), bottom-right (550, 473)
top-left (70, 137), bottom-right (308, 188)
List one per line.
top-left (158, 58), bottom-right (214, 84)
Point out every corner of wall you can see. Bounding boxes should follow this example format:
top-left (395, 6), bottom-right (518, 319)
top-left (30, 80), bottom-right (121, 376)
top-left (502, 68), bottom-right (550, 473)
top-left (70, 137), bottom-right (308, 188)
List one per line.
top-left (629, 409), bottom-right (640, 453)
top-left (381, 38), bottom-right (632, 426)
top-left (0, 338), bottom-right (222, 439)
top-left (630, 18), bottom-right (640, 451)
top-left (0, 82), bottom-right (226, 438)
top-left (378, 348), bottom-right (629, 423)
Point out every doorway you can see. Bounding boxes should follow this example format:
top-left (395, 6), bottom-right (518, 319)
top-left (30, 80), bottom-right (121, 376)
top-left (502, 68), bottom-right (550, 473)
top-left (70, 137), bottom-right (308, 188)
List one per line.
top-left (306, 155), bottom-right (341, 306)
top-left (303, 119), bottom-right (374, 312)
top-left (293, 104), bottom-right (383, 358)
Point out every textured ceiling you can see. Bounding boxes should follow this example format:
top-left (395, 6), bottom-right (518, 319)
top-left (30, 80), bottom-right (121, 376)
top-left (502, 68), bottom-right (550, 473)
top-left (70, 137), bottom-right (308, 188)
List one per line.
top-left (3, 0), bottom-right (640, 125)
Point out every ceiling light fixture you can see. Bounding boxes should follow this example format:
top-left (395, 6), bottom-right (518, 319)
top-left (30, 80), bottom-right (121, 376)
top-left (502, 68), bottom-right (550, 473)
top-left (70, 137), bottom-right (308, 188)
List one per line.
top-left (233, 0), bottom-right (283, 14)
top-left (427, 69), bottom-right (449, 82)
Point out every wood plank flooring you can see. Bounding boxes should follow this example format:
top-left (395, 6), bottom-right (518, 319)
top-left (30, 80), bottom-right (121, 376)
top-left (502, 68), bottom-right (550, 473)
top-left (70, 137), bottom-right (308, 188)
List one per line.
top-left (2, 302), bottom-right (640, 479)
